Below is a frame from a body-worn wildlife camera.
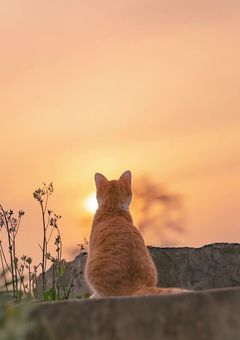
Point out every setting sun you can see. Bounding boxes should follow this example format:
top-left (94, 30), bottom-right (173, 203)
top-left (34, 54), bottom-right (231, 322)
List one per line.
top-left (85, 194), bottom-right (98, 214)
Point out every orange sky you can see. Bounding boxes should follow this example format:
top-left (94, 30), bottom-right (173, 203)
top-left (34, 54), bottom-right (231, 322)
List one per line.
top-left (1, 0), bottom-right (240, 263)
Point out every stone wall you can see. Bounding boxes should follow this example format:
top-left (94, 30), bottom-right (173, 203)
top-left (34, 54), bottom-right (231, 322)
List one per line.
top-left (36, 243), bottom-right (240, 298)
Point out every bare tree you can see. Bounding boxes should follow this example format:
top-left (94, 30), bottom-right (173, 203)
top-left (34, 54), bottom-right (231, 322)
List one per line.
top-left (132, 176), bottom-right (185, 246)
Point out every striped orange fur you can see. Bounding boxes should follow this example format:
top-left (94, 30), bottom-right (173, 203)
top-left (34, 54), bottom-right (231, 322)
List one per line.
top-left (85, 171), bottom-right (189, 297)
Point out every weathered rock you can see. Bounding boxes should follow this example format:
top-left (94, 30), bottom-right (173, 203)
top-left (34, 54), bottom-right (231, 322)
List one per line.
top-left (36, 243), bottom-right (240, 298)
top-left (36, 252), bottom-right (89, 299)
top-left (29, 287), bottom-right (240, 340)
top-left (150, 243), bottom-right (240, 290)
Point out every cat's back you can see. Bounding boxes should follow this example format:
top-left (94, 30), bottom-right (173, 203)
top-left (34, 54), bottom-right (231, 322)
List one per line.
top-left (89, 213), bottom-right (146, 255)
top-left (88, 213), bottom-right (157, 277)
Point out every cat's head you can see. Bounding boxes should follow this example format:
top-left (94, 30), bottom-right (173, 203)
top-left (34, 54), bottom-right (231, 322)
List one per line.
top-left (94, 171), bottom-right (132, 211)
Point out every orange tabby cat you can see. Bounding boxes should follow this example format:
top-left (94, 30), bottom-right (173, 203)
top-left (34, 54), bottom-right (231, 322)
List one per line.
top-left (85, 170), bottom-right (188, 297)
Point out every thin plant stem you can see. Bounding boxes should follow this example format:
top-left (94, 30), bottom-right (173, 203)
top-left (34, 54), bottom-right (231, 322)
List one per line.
top-left (13, 244), bottom-right (19, 299)
top-left (47, 226), bottom-right (55, 244)
top-left (0, 246), bottom-right (9, 295)
top-left (28, 263), bottom-right (31, 295)
top-left (0, 205), bottom-right (16, 296)
top-left (56, 226), bottom-right (62, 260)
top-left (40, 200), bottom-right (47, 293)
top-left (0, 242), bottom-right (11, 272)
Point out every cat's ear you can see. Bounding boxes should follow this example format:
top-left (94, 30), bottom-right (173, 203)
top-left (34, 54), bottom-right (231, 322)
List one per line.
top-left (119, 170), bottom-right (132, 189)
top-left (95, 173), bottom-right (108, 190)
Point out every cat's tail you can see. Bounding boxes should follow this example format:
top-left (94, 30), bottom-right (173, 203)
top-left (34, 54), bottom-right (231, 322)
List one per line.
top-left (133, 286), bottom-right (190, 296)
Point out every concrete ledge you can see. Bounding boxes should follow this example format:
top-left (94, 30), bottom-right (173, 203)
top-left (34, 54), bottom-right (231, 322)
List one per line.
top-left (29, 287), bottom-right (240, 340)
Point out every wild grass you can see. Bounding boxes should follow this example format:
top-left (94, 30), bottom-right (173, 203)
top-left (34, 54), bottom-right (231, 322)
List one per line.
top-left (0, 183), bottom-right (71, 302)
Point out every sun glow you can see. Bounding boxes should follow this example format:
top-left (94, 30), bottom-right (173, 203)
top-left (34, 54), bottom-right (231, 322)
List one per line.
top-left (84, 194), bottom-right (98, 214)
